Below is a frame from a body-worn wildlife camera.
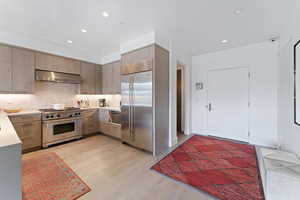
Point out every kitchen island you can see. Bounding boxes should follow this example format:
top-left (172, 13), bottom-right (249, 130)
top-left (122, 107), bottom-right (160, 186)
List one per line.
top-left (0, 112), bottom-right (22, 200)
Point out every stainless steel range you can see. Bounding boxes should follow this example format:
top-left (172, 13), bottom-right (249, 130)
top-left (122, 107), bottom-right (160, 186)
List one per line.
top-left (39, 107), bottom-right (82, 148)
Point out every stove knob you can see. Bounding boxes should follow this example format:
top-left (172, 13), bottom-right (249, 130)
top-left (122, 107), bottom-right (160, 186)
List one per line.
top-left (46, 116), bottom-right (49, 119)
top-left (50, 115), bottom-right (54, 118)
top-left (78, 113), bottom-right (81, 116)
top-left (57, 114), bottom-right (61, 118)
top-left (69, 114), bottom-right (73, 117)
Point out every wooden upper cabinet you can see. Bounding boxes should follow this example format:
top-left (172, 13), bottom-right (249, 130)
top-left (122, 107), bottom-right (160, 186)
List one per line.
top-left (52, 56), bottom-right (81, 74)
top-left (80, 62), bottom-right (96, 94)
top-left (35, 52), bottom-right (81, 75)
top-left (95, 65), bottom-right (103, 94)
top-left (0, 45), bottom-right (35, 94)
top-left (101, 61), bottom-right (121, 94)
top-left (35, 52), bottom-right (53, 71)
top-left (69, 60), bottom-right (81, 74)
top-left (12, 48), bottom-right (35, 93)
top-left (122, 45), bottom-right (154, 67)
top-left (102, 63), bottom-right (113, 94)
top-left (113, 61), bottom-right (121, 94)
top-left (0, 44), bottom-right (12, 92)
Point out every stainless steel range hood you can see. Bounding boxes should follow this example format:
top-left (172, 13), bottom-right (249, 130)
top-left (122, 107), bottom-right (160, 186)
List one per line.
top-left (35, 70), bottom-right (81, 84)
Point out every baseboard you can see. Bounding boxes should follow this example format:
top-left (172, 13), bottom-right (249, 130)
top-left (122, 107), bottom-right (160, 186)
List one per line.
top-left (170, 136), bottom-right (178, 147)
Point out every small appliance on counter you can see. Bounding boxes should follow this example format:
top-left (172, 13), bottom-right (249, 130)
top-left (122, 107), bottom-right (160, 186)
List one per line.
top-left (98, 99), bottom-right (106, 107)
top-left (76, 100), bottom-right (90, 108)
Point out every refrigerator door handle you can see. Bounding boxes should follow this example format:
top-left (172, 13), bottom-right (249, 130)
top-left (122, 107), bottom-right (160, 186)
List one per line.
top-left (132, 77), bottom-right (135, 141)
top-left (129, 77), bottom-right (132, 138)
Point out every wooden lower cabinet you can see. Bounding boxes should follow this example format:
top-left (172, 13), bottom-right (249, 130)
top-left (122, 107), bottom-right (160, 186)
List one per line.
top-left (82, 109), bottom-right (99, 136)
top-left (99, 122), bottom-right (121, 139)
top-left (110, 123), bottom-right (121, 139)
top-left (9, 114), bottom-right (42, 152)
top-left (12, 120), bottom-right (42, 152)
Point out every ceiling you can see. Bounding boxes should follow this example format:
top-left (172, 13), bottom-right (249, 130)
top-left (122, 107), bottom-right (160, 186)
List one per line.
top-left (0, 0), bottom-right (292, 62)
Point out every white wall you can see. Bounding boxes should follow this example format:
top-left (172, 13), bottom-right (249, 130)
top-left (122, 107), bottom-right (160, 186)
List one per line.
top-left (169, 42), bottom-right (192, 146)
top-left (278, 0), bottom-right (300, 156)
top-left (192, 41), bottom-right (279, 147)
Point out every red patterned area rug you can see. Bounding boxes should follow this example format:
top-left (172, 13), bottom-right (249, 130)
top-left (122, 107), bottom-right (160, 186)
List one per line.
top-left (151, 135), bottom-right (265, 200)
top-left (22, 153), bottom-right (91, 200)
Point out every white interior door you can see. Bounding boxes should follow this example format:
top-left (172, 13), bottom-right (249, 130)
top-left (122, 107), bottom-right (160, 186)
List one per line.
top-left (207, 67), bottom-right (249, 142)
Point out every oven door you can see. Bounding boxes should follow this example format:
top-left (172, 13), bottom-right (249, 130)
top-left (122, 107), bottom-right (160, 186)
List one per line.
top-left (43, 118), bottom-right (82, 144)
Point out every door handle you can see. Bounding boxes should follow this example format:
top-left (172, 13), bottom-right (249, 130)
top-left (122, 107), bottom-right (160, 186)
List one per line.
top-left (207, 102), bottom-right (212, 112)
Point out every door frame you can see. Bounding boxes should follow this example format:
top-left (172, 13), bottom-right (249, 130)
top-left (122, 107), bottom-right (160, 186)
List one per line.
top-left (176, 62), bottom-right (187, 136)
top-left (206, 66), bottom-right (250, 142)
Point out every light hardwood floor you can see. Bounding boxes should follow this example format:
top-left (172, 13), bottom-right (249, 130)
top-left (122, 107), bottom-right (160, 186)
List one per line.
top-left (24, 134), bottom-right (215, 200)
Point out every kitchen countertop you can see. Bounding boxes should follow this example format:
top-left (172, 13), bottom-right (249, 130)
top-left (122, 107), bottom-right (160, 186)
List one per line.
top-left (0, 112), bottom-right (22, 148)
top-left (3, 107), bottom-right (121, 116)
top-left (7, 110), bottom-right (41, 116)
top-left (81, 107), bottom-right (121, 112)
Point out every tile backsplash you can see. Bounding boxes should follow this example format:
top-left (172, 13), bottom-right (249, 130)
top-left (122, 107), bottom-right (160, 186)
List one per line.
top-left (0, 82), bottom-right (121, 110)
top-left (75, 94), bottom-right (121, 108)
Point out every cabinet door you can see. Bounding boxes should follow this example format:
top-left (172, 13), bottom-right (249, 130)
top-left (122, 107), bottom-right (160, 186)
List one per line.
top-left (95, 65), bottom-right (103, 94)
top-left (113, 61), bottom-right (121, 94)
top-left (99, 122), bottom-right (121, 139)
top-left (35, 52), bottom-right (53, 71)
top-left (82, 110), bottom-right (99, 135)
top-left (80, 62), bottom-right (96, 94)
top-left (110, 123), bottom-right (121, 139)
top-left (102, 63), bottom-right (113, 94)
top-left (99, 122), bottom-right (111, 135)
top-left (68, 60), bottom-right (81, 75)
top-left (0, 44), bottom-right (12, 92)
top-left (52, 56), bottom-right (81, 74)
top-left (13, 121), bottom-right (42, 151)
top-left (12, 48), bottom-right (35, 93)
top-left (122, 45), bottom-right (154, 67)
top-left (52, 56), bottom-right (66, 73)
top-left (36, 52), bottom-right (81, 74)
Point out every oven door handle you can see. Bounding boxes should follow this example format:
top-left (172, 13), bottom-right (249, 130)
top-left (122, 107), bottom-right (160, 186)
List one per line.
top-left (43, 117), bottom-right (82, 124)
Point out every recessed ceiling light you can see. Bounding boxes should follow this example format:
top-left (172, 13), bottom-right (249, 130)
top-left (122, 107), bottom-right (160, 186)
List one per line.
top-left (67, 40), bottom-right (73, 44)
top-left (102, 11), bottom-right (110, 18)
top-left (221, 40), bottom-right (228, 44)
top-left (234, 10), bottom-right (241, 15)
top-left (81, 29), bottom-right (87, 33)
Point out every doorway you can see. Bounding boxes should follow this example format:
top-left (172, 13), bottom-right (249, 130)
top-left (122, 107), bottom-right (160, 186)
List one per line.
top-left (207, 67), bottom-right (249, 142)
top-left (177, 67), bottom-right (184, 140)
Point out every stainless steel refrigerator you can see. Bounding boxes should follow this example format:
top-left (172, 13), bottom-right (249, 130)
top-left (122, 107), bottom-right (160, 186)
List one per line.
top-left (121, 71), bottom-right (153, 152)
